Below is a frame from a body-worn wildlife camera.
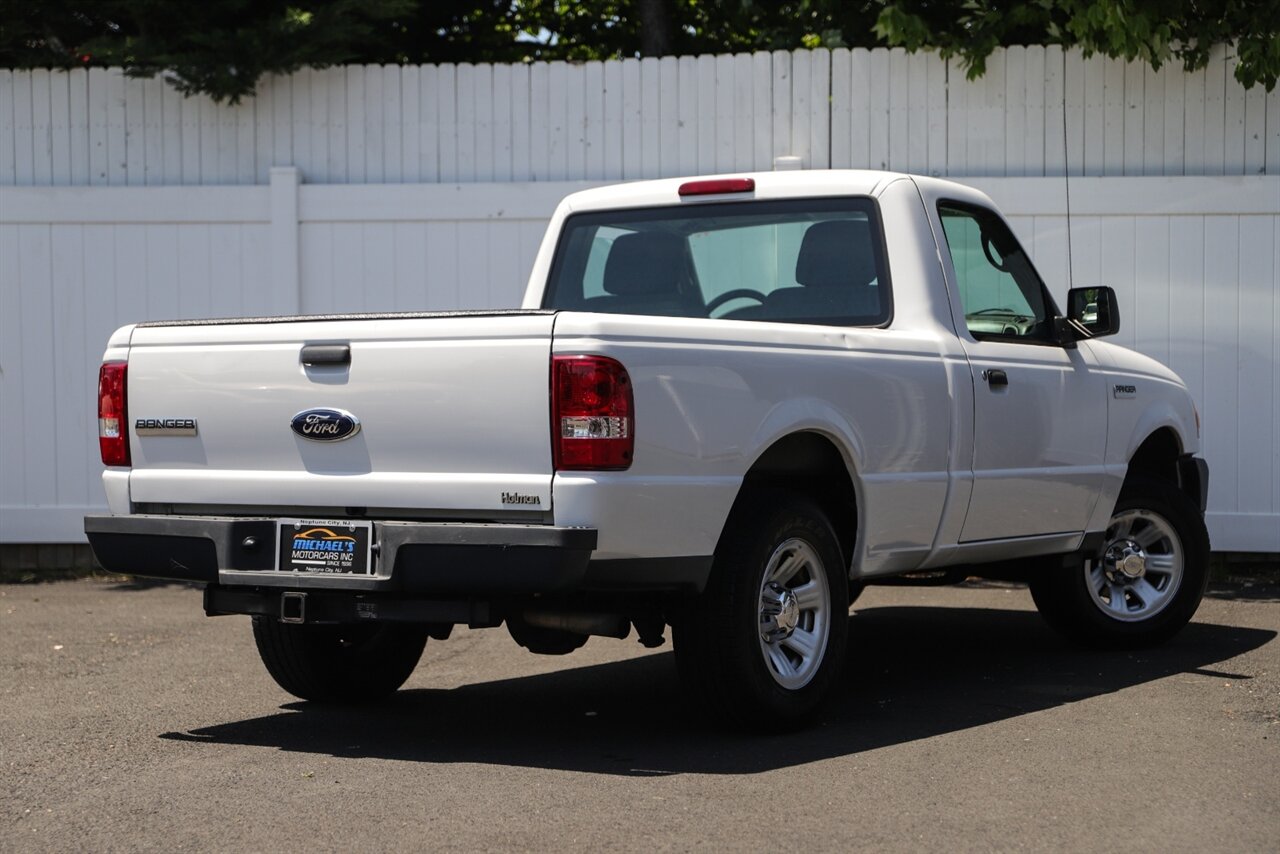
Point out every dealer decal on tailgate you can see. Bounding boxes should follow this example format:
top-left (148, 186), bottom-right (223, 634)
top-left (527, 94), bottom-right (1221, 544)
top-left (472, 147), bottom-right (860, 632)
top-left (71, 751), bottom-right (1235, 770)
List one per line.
top-left (278, 520), bottom-right (373, 574)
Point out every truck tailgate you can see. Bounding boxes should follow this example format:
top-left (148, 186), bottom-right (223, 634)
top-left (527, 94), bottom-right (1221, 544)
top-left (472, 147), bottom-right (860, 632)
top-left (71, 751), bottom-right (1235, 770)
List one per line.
top-left (124, 313), bottom-right (555, 516)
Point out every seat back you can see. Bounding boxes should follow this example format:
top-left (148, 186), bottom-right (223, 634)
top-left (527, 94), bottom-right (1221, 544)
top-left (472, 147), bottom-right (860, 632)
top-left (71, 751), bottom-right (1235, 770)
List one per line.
top-left (760, 219), bottom-right (881, 320)
top-left (584, 232), bottom-right (704, 316)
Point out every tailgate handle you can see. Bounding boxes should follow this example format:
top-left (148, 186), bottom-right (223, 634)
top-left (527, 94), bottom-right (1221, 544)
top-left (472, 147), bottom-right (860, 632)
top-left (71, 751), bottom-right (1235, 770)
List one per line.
top-left (301, 344), bottom-right (350, 366)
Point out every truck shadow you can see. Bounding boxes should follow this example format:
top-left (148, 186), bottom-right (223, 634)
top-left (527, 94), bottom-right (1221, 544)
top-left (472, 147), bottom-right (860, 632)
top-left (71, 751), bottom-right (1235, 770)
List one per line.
top-left (160, 606), bottom-right (1275, 776)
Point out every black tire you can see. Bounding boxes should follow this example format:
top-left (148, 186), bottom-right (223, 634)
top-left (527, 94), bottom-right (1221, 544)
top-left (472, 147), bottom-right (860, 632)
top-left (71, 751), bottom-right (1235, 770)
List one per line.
top-left (1030, 476), bottom-right (1210, 647)
top-left (251, 617), bottom-right (427, 702)
top-left (673, 489), bottom-right (849, 729)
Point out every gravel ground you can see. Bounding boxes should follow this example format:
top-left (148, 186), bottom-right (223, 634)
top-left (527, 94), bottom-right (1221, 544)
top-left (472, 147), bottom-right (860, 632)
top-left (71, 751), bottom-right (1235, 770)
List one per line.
top-left (2, 578), bottom-right (1276, 852)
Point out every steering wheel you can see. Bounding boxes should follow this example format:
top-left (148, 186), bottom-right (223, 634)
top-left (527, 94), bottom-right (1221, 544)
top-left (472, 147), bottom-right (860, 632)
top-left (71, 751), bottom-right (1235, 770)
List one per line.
top-left (706, 288), bottom-right (768, 314)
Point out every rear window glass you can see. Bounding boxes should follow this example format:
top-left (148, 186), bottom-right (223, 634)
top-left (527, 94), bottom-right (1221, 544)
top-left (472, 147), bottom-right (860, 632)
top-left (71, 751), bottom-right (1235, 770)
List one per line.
top-left (542, 198), bottom-right (891, 326)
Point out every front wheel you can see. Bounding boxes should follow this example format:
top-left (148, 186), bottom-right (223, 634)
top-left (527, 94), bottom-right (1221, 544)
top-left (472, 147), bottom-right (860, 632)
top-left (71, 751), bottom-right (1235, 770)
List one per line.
top-left (1030, 476), bottom-right (1209, 647)
top-left (673, 490), bottom-right (849, 729)
top-left (252, 618), bottom-right (427, 702)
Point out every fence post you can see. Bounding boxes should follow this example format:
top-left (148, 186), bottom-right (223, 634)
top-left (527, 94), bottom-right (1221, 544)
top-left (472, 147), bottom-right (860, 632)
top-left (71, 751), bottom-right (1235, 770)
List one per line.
top-left (270, 166), bottom-right (301, 314)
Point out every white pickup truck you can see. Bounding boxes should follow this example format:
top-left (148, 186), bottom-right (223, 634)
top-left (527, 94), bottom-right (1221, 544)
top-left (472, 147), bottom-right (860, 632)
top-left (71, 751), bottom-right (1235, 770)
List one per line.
top-left (86, 170), bottom-right (1210, 727)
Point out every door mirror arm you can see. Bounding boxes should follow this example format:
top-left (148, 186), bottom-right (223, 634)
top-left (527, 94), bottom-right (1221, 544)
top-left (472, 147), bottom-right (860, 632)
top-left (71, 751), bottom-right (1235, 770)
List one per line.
top-left (1053, 317), bottom-right (1082, 349)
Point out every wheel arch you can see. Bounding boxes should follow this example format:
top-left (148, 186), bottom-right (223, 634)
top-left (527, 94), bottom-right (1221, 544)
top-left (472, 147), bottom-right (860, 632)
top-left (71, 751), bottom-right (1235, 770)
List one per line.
top-left (1126, 426), bottom-right (1183, 489)
top-left (720, 431), bottom-right (859, 572)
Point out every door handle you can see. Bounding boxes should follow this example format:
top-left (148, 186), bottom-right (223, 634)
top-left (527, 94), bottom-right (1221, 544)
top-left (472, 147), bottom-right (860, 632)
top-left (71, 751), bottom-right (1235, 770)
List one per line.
top-left (982, 369), bottom-right (1008, 388)
top-left (301, 344), bottom-right (351, 366)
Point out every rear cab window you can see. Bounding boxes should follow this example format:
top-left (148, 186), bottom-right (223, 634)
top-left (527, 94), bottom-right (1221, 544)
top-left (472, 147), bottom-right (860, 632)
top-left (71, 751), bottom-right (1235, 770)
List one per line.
top-left (543, 198), bottom-right (892, 327)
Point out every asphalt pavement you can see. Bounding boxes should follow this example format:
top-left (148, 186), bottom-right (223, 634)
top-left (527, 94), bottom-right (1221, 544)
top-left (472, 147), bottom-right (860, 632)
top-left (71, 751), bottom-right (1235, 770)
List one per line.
top-left (2, 578), bottom-right (1277, 852)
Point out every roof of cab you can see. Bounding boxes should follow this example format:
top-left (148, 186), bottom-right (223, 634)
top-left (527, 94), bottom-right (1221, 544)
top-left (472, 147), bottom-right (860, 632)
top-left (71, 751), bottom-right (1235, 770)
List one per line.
top-left (554, 168), bottom-right (1011, 214)
top-left (557, 169), bottom-right (915, 213)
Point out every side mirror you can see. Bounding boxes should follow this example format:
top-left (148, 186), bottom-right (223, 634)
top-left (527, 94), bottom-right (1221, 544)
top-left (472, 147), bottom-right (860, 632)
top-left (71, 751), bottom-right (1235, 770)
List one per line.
top-left (1066, 286), bottom-right (1121, 338)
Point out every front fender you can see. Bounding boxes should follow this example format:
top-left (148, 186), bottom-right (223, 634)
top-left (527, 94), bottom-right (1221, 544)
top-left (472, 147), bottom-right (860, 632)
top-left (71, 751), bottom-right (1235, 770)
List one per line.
top-left (1121, 399), bottom-right (1192, 463)
top-left (1087, 369), bottom-right (1199, 534)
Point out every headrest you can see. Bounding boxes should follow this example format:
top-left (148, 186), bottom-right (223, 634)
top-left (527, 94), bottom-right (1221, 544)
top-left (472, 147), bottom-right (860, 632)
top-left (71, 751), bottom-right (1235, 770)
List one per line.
top-left (603, 232), bottom-right (687, 296)
top-left (795, 219), bottom-right (877, 288)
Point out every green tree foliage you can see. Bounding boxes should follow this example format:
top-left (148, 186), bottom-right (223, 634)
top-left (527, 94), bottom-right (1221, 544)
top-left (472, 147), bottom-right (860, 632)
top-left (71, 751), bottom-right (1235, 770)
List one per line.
top-left (0, 0), bottom-right (424, 102)
top-left (0, 0), bottom-right (535, 102)
top-left (512, 1), bottom-right (884, 60)
top-left (1, 1), bottom-right (1274, 101)
top-left (874, 1), bottom-right (1279, 91)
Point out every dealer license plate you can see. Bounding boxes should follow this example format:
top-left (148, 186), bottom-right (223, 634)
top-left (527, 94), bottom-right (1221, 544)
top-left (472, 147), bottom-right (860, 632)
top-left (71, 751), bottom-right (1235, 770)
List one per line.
top-left (277, 519), bottom-right (374, 575)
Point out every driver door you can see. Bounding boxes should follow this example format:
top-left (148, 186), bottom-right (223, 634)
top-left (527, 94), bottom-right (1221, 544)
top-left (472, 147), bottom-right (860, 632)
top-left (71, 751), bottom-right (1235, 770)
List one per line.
top-left (936, 202), bottom-right (1108, 542)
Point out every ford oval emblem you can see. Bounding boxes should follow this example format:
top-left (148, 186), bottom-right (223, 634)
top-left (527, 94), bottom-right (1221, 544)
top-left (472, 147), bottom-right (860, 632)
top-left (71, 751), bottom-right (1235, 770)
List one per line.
top-left (291, 408), bottom-right (361, 442)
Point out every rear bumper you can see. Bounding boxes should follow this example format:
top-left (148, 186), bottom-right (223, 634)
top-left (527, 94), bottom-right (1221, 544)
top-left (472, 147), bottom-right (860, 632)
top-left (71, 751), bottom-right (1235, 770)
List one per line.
top-left (84, 514), bottom-right (596, 595)
top-left (83, 514), bottom-right (711, 596)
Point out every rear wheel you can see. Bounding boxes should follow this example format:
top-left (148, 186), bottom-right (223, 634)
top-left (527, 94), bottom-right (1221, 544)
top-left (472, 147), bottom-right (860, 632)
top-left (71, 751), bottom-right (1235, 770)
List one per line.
top-left (673, 490), bottom-right (848, 729)
top-left (251, 618), bottom-right (427, 702)
top-left (1030, 476), bottom-right (1209, 647)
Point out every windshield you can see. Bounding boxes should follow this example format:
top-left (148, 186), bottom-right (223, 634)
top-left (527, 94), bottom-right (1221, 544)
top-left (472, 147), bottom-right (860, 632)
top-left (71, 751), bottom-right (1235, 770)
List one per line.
top-left (542, 198), bottom-right (891, 326)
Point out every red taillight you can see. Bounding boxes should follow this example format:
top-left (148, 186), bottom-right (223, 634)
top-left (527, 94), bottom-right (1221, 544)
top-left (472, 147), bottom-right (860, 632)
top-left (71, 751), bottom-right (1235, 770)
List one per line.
top-left (98, 361), bottom-right (130, 467)
top-left (552, 355), bottom-right (634, 471)
top-left (678, 177), bottom-right (755, 196)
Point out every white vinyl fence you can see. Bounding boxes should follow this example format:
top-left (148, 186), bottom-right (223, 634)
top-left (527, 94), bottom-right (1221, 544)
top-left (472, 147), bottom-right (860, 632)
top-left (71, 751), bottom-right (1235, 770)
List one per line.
top-left (0, 47), bottom-right (1277, 550)
top-left (1, 171), bottom-right (1276, 549)
top-left (1, 45), bottom-right (1276, 187)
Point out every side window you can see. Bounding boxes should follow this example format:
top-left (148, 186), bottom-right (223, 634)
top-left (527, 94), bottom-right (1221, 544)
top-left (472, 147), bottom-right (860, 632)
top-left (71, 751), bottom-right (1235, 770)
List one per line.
top-left (938, 203), bottom-right (1053, 341)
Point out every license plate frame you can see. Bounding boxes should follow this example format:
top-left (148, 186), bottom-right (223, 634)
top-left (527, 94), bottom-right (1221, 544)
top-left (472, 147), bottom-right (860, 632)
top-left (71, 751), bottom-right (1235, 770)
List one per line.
top-left (277, 519), bottom-right (374, 575)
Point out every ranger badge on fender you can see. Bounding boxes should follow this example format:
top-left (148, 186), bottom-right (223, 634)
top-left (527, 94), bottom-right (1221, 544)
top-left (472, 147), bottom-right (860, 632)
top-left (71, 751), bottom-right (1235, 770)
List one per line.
top-left (291, 408), bottom-right (361, 441)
